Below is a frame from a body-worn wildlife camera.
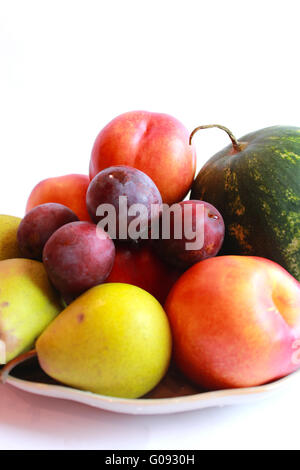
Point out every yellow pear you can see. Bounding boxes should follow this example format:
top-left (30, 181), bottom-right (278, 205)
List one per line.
top-left (0, 215), bottom-right (22, 260)
top-left (36, 283), bottom-right (172, 398)
top-left (0, 258), bottom-right (63, 364)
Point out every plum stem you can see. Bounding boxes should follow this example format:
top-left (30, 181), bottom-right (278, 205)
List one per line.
top-left (189, 124), bottom-right (243, 152)
top-left (0, 349), bottom-right (37, 384)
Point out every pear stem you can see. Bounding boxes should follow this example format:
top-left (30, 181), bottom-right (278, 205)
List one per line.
top-left (0, 349), bottom-right (37, 384)
top-left (189, 124), bottom-right (243, 152)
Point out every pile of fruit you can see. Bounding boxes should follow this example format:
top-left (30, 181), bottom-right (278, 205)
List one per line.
top-left (1, 110), bottom-right (300, 399)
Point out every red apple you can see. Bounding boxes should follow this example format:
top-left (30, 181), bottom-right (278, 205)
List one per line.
top-left (165, 256), bottom-right (300, 390)
top-left (26, 174), bottom-right (92, 222)
top-left (89, 110), bottom-right (196, 205)
top-left (106, 243), bottom-right (182, 304)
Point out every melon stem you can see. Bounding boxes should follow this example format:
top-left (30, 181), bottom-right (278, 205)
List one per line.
top-left (189, 124), bottom-right (243, 152)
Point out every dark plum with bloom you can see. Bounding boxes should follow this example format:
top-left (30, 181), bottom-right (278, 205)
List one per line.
top-left (17, 203), bottom-right (79, 261)
top-left (154, 200), bottom-right (225, 269)
top-left (86, 165), bottom-right (162, 242)
top-left (43, 221), bottom-right (115, 303)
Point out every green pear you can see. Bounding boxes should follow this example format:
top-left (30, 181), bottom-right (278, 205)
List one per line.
top-left (36, 283), bottom-right (172, 398)
top-left (0, 215), bottom-right (22, 261)
top-left (0, 258), bottom-right (63, 364)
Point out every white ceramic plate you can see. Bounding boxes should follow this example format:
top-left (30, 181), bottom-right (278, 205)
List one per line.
top-left (2, 354), bottom-right (300, 415)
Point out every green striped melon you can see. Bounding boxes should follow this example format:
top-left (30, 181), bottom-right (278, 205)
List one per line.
top-left (191, 125), bottom-right (300, 280)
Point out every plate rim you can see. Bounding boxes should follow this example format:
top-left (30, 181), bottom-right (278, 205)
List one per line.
top-left (5, 366), bottom-right (300, 413)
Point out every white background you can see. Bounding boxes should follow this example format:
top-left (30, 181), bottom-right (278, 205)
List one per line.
top-left (1, 0), bottom-right (300, 450)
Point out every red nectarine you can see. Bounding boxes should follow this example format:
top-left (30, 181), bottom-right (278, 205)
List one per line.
top-left (89, 111), bottom-right (196, 205)
top-left (26, 174), bottom-right (92, 222)
top-left (165, 256), bottom-right (300, 390)
top-left (106, 244), bottom-right (182, 305)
